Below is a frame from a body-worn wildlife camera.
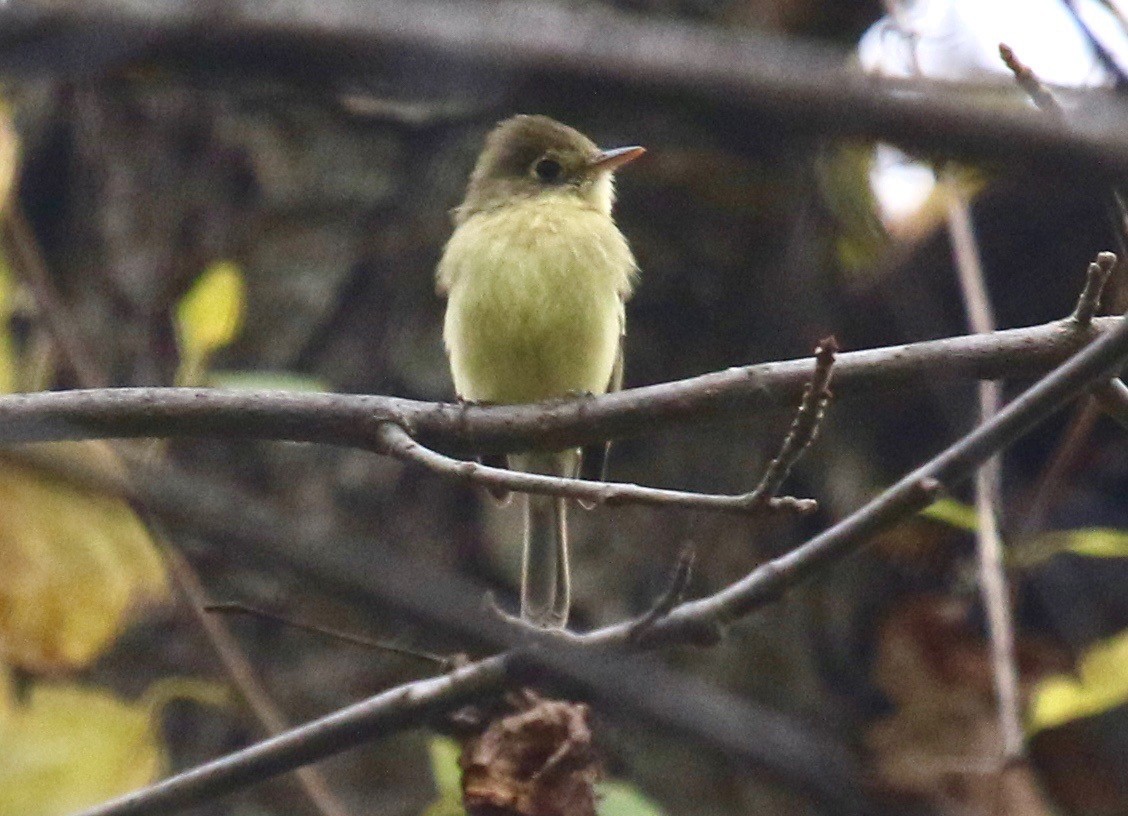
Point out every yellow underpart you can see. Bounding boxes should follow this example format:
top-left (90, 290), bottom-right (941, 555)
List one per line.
top-left (439, 191), bottom-right (635, 405)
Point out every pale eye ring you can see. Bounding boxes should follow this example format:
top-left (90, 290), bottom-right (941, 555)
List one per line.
top-left (533, 157), bottom-right (563, 183)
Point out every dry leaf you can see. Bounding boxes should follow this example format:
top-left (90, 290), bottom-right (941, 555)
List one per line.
top-left (460, 691), bottom-right (600, 816)
top-left (0, 442), bottom-right (168, 671)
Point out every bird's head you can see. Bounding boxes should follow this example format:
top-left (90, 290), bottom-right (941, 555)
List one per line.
top-left (456, 114), bottom-right (645, 222)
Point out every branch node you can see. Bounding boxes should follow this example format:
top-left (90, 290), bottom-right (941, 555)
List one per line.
top-left (1071, 251), bottom-right (1117, 325)
top-left (913, 477), bottom-right (945, 504)
top-left (998, 43), bottom-right (1064, 120)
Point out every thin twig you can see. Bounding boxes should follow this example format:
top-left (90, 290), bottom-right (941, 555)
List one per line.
top-left (70, 303), bottom-right (1128, 816)
top-left (375, 422), bottom-right (815, 515)
top-left (1091, 378), bottom-right (1128, 430)
top-left (161, 546), bottom-right (356, 816)
top-left (0, 317), bottom-right (1119, 455)
top-left (998, 43), bottom-right (1065, 120)
top-left (751, 336), bottom-right (836, 500)
top-left (205, 602), bottom-right (452, 668)
top-left (627, 545), bottom-right (700, 645)
top-left (945, 179), bottom-right (1025, 763)
top-left (0, 205), bottom-right (108, 388)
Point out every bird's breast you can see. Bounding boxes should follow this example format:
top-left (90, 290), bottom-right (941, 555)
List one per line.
top-left (439, 199), bottom-right (635, 405)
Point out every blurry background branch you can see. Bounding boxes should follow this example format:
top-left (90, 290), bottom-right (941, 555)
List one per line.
top-left (2, 0), bottom-right (1128, 178)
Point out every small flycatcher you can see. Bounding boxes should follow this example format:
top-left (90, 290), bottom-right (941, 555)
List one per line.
top-left (437, 115), bottom-right (644, 629)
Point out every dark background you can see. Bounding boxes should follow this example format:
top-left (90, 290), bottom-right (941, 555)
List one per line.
top-left (4, 0), bottom-right (1128, 814)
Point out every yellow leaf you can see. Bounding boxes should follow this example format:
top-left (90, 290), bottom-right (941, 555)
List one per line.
top-left (1034, 528), bottom-right (1128, 560)
top-left (1028, 628), bottom-right (1128, 734)
top-left (0, 682), bottom-right (160, 816)
top-left (0, 442), bottom-right (168, 671)
top-left (175, 260), bottom-right (245, 384)
top-left (919, 498), bottom-right (978, 532)
top-left (0, 678), bottom-right (224, 816)
top-left (0, 248), bottom-right (16, 395)
top-left (0, 95), bottom-right (18, 216)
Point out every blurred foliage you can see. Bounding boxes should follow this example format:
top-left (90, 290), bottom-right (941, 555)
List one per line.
top-left (0, 442), bottom-right (168, 671)
top-left (207, 370), bottom-right (328, 392)
top-left (913, 499), bottom-right (1128, 739)
top-left (818, 143), bottom-right (888, 273)
top-left (175, 259), bottom-right (247, 386)
top-left (0, 120), bottom-right (168, 671)
top-left (0, 672), bottom-right (226, 816)
top-left (919, 497), bottom-right (979, 532)
top-left (1029, 628), bottom-right (1128, 734)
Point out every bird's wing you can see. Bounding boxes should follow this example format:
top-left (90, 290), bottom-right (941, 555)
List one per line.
top-left (580, 305), bottom-right (624, 484)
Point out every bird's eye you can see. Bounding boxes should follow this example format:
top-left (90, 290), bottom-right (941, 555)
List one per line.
top-left (533, 157), bottom-right (563, 183)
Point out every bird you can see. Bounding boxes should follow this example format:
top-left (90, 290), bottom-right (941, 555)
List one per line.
top-left (436, 114), bottom-right (644, 629)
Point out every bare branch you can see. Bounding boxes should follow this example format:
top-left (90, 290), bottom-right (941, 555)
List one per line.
top-left (751, 336), bottom-right (835, 500)
top-left (0, 317), bottom-right (1119, 456)
top-left (376, 423), bottom-right (814, 516)
top-left (587, 306), bottom-right (1128, 647)
top-left (161, 546), bottom-right (356, 816)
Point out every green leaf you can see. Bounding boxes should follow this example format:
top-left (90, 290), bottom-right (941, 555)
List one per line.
top-left (597, 780), bottom-right (667, 816)
top-left (1037, 528), bottom-right (1128, 559)
top-left (919, 498), bottom-right (978, 532)
top-left (427, 736), bottom-right (463, 801)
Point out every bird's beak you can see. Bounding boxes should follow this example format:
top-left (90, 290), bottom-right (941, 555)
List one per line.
top-left (587, 145), bottom-right (646, 173)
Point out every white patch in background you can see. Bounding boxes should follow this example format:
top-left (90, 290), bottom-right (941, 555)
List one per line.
top-left (857, 0), bottom-right (1128, 230)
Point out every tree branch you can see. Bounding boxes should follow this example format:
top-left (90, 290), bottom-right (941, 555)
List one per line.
top-left (584, 306), bottom-right (1128, 646)
top-left (6, 0), bottom-right (1128, 179)
top-left (376, 423), bottom-right (815, 515)
top-left (0, 317), bottom-right (1118, 456)
top-left (67, 307), bottom-right (1128, 816)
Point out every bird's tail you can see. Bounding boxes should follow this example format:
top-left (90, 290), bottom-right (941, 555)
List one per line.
top-left (511, 450), bottom-right (577, 629)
